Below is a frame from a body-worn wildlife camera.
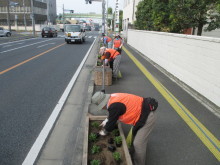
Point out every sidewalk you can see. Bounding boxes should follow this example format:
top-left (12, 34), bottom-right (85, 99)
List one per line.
top-left (89, 43), bottom-right (220, 164)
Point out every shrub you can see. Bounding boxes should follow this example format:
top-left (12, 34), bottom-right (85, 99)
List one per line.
top-left (91, 145), bottom-right (101, 154)
top-left (90, 159), bottom-right (101, 165)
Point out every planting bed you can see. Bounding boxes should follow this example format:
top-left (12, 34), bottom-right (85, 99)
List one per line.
top-left (83, 116), bottom-right (132, 165)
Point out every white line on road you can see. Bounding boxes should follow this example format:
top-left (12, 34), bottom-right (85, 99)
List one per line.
top-left (88, 36), bottom-right (92, 38)
top-left (0, 39), bottom-right (52, 54)
top-left (22, 38), bottom-right (97, 165)
top-left (2, 42), bottom-right (25, 48)
top-left (0, 37), bottom-right (38, 46)
top-left (37, 43), bottom-right (56, 48)
top-left (2, 45), bottom-right (12, 48)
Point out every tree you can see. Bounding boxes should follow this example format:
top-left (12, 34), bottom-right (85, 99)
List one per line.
top-left (107, 7), bottom-right (113, 29)
top-left (119, 10), bottom-right (123, 31)
top-left (135, 0), bottom-right (220, 35)
top-left (169, 0), bottom-right (220, 35)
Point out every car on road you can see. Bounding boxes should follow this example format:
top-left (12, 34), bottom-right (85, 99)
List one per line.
top-left (0, 27), bottom-right (11, 37)
top-left (64, 24), bottom-right (86, 44)
top-left (41, 27), bottom-right (57, 38)
top-left (85, 25), bottom-right (92, 31)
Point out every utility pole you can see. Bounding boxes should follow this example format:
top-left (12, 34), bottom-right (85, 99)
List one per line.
top-left (31, 0), bottom-right (35, 36)
top-left (63, 4), bottom-right (65, 31)
top-left (102, 0), bottom-right (106, 35)
top-left (6, 0), bottom-right (11, 31)
top-left (23, 0), bottom-right (27, 31)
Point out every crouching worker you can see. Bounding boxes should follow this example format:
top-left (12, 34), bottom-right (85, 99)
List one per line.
top-left (99, 47), bottom-right (121, 78)
top-left (91, 91), bottom-right (158, 165)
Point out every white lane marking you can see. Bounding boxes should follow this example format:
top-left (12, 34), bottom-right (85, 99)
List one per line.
top-left (22, 38), bottom-right (97, 165)
top-left (0, 37), bottom-right (38, 46)
top-left (2, 42), bottom-right (25, 48)
top-left (2, 45), bottom-right (12, 48)
top-left (88, 36), bottom-right (92, 38)
top-left (0, 39), bottom-right (52, 54)
top-left (37, 43), bottom-right (56, 48)
top-left (94, 36), bottom-right (97, 39)
top-left (17, 42), bottom-right (25, 45)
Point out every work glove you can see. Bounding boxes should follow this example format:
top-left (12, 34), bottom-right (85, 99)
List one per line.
top-left (99, 118), bottom-right (108, 127)
top-left (99, 129), bottom-right (108, 136)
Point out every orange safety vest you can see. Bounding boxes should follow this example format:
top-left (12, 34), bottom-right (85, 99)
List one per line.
top-left (104, 36), bottom-right (112, 42)
top-left (107, 93), bottom-right (143, 125)
top-left (113, 39), bottom-right (122, 48)
top-left (106, 48), bottom-right (120, 59)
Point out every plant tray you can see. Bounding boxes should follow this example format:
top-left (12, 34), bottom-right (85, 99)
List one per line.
top-left (82, 115), bottom-right (133, 165)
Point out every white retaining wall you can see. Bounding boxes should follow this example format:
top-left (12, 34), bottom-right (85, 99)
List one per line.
top-left (127, 29), bottom-right (220, 107)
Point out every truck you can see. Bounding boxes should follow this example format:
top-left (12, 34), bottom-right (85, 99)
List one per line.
top-left (64, 24), bottom-right (86, 44)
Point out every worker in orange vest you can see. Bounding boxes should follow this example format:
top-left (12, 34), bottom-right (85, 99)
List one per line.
top-left (99, 47), bottom-right (121, 78)
top-left (113, 33), bottom-right (123, 54)
top-left (102, 33), bottom-right (113, 48)
top-left (92, 91), bottom-right (158, 165)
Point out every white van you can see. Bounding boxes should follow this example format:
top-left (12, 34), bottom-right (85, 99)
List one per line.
top-left (64, 24), bottom-right (86, 44)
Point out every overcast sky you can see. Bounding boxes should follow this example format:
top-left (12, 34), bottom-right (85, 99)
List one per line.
top-left (56, 0), bottom-right (123, 14)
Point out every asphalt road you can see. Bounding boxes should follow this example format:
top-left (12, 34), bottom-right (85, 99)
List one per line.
top-left (0, 31), bottom-right (99, 165)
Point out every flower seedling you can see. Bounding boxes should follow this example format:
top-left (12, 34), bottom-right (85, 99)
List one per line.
top-left (112, 129), bottom-right (120, 136)
top-left (91, 145), bottom-right (101, 154)
top-left (114, 136), bottom-right (122, 147)
top-left (91, 121), bottom-right (99, 128)
top-left (90, 159), bottom-right (101, 165)
top-left (98, 55), bottom-right (101, 59)
top-left (97, 61), bottom-right (102, 66)
top-left (89, 133), bottom-right (98, 142)
top-left (113, 151), bottom-right (121, 162)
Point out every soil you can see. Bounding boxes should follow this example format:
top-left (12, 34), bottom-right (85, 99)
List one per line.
top-left (88, 120), bottom-right (127, 165)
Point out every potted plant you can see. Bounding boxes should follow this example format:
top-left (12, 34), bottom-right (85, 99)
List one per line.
top-left (112, 129), bottom-right (120, 136)
top-left (108, 145), bottom-right (116, 152)
top-left (114, 136), bottom-right (122, 147)
top-left (113, 151), bottom-right (121, 164)
top-left (90, 159), bottom-right (101, 165)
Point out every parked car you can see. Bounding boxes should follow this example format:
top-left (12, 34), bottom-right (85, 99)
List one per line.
top-left (41, 27), bottom-right (57, 37)
top-left (0, 27), bottom-right (11, 37)
top-left (64, 24), bottom-right (86, 44)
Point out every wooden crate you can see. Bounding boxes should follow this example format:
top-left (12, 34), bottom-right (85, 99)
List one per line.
top-left (82, 115), bottom-right (133, 165)
top-left (94, 66), bottom-right (112, 86)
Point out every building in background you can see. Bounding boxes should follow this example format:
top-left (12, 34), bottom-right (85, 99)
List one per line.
top-left (0, 0), bottom-right (56, 30)
top-left (122, 0), bottom-right (141, 39)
